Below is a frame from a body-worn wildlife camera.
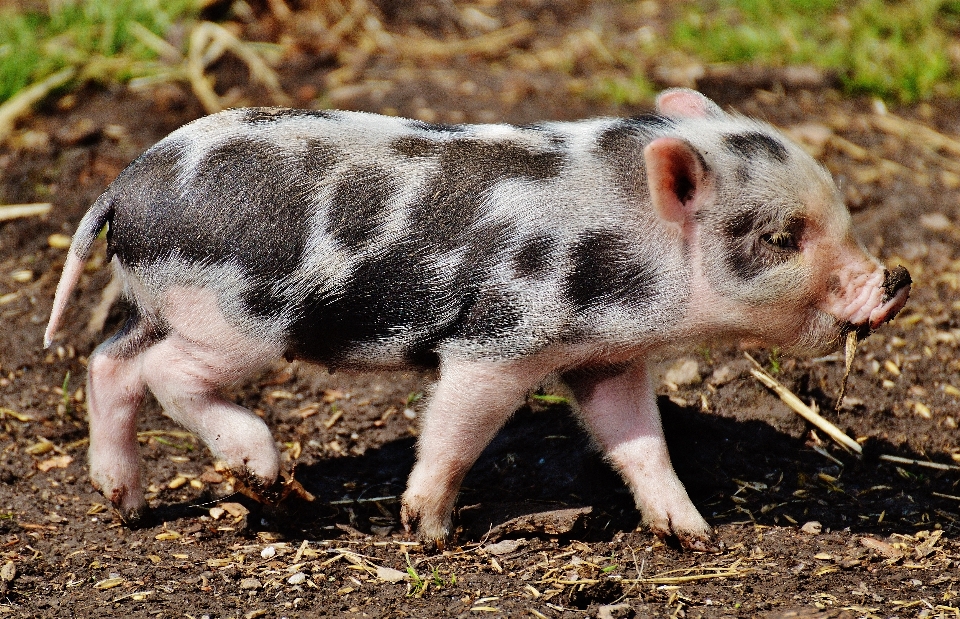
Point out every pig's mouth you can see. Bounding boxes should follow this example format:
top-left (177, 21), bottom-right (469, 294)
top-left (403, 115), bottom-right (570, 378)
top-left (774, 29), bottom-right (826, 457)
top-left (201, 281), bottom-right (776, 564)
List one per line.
top-left (869, 265), bottom-right (911, 329)
top-left (837, 265), bottom-right (912, 340)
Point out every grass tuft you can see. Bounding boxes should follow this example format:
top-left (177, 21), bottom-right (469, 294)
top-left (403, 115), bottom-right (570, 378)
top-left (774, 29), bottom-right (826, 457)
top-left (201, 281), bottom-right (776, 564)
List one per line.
top-left (0, 0), bottom-right (198, 103)
top-left (672, 0), bottom-right (960, 102)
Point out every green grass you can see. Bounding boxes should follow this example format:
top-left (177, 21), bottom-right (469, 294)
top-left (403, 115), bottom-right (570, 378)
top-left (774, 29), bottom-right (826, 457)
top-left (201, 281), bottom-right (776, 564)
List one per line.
top-left (0, 0), bottom-right (198, 103)
top-left (671, 0), bottom-right (960, 102)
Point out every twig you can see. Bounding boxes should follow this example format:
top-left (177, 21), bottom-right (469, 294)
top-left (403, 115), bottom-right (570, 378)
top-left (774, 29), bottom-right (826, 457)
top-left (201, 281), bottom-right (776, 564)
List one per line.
top-left (745, 353), bottom-right (862, 455)
top-left (391, 21), bottom-right (535, 59)
top-left (834, 330), bottom-right (858, 411)
top-left (871, 112), bottom-right (960, 159)
top-left (0, 203), bottom-right (52, 222)
top-left (187, 21), bottom-right (289, 114)
top-left (620, 566), bottom-right (749, 585)
top-left (0, 67), bottom-right (76, 142)
top-left (879, 454), bottom-right (960, 472)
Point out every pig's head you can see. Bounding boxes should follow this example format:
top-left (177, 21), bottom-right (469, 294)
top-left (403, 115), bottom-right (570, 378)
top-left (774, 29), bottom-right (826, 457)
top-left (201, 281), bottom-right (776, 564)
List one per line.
top-left (645, 89), bottom-right (910, 353)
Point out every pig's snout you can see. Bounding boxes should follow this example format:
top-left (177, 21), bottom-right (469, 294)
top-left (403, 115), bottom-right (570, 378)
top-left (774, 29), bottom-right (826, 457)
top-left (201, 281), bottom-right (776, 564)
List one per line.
top-left (869, 265), bottom-right (911, 329)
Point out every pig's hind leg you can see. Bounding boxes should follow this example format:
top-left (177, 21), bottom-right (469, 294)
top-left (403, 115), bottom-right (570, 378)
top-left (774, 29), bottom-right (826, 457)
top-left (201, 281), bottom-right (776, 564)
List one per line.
top-left (565, 362), bottom-right (717, 551)
top-left (86, 313), bottom-right (156, 524)
top-left (401, 355), bottom-right (553, 547)
top-left (139, 333), bottom-right (283, 500)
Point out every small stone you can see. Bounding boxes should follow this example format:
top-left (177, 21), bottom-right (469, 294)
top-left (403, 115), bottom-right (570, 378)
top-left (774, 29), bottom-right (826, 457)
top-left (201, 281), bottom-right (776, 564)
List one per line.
top-left (209, 507), bottom-right (225, 520)
top-left (47, 234), bottom-right (72, 249)
top-left (801, 521), bottom-right (823, 535)
top-left (920, 212), bottom-right (953, 231)
top-left (200, 470), bottom-right (224, 484)
top-left (0, 562), bottom-right (15, 582)
top-left (10, 270), bottom-right (33, 283)
top-left (260, 546), bottom-right (276, 559)
top-left (484, 538), bottom-right (526, 555)
top-left (239, 577), bottom-right (262, 590)
top-left (287, 572), bottom-right (306, 585)
top-left (598, 603), bottom-right (634, 619)
top-left (708, 364), bottom-right (739, 386)
top-left (663, 358), bottom-right (700, 387)
top-left (376, 565), bottom-right (408, 583)
top-left (402, 408), bottom-right (417, 419)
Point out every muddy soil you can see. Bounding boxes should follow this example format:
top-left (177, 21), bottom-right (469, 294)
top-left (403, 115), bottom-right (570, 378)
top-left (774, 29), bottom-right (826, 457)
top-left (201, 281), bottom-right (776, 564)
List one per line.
top-left (1, 2), bottom-right (960, 617)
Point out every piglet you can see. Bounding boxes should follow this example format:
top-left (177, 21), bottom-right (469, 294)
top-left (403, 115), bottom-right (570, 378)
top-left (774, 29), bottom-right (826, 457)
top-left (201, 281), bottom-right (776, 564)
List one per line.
top-left (46, 89), bottom-right (909, 550)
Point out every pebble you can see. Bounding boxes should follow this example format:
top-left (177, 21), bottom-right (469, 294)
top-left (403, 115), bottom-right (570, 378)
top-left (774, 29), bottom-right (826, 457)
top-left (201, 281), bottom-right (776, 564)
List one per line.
top-left (260, 546), bottom-right (276, 559)
top-left (239, 577), bottom-right (262, 590)
top-left (663, 358), bottom-right (701, 387)
top-left (800, 521), bottom-right (823, 535)
top-left (287, 572), bottom-right (306, 585)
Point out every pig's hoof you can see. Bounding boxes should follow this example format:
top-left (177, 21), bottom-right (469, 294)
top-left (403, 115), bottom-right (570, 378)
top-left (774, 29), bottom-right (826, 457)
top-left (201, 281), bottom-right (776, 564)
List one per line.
top-left (98, 483), bottom-right (148, 527)
top-left (646, 518), bottom-right (719, 552)
top-left (400, 502), bottom-right (452, 551)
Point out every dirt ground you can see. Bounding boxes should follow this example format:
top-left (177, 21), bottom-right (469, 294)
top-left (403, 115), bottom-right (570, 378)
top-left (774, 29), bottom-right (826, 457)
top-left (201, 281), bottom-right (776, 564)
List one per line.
top-left (2, 2), bottom-right (960, 617)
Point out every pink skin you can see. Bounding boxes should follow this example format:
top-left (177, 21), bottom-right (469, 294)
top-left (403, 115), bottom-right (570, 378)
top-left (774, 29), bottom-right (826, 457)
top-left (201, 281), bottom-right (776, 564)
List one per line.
top-left (401, 355), bottom-right (555, 546)
top-left (86, 353), bottom-right (148, 520)
top-left (566, 362), bottom-right (715, 551)
top-left (86, 285), bottom-right (281, 521)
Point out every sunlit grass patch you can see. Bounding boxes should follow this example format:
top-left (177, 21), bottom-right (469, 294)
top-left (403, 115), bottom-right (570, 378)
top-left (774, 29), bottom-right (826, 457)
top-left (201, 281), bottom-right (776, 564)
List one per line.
top-left (672, 0), bottom-right (960, 102)
top-left (0, 0), bottom-right (198, 103)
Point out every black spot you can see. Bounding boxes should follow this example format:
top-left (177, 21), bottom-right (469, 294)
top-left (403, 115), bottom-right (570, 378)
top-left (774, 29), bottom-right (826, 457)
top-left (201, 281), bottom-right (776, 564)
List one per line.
top-left (407, 119), bottom-right (466, 133)
top-left (286, 243), bottom-right (438, 363)
top-left (391, 136), bottom-right (441, 158)
top-left (108, 137), bottom-right (315, 317)
top-left (734, 165), bottom-right (751, 184)
top-left (723, 132), bottom-right (788, 163)
top-left (517, 123), bottom-right (568, 148)
top-left (303, 138), bottom-right (340, 177)
top-left (720, 209), bottom-right (792, 280)
top-left (456, 290), bottom-right (523, 341)
top-left (595, 116), bottom-right (673, 156)
top-left (327, 166), bottom-right (396, 250)
top-left (408, 139), bottom-right (564, 251)
top-left (564, 231), bottom-right (657, 311)
top-left (513, 234), bottom-right (555, 278)
top-left (595, 117), bottom-right (675, 194)
top-left (242, 108), bottom-right (334, 124)
top-left (627, 114), bottom-right (673, 129)
top-left (287, 218), bottom-right (522, 366)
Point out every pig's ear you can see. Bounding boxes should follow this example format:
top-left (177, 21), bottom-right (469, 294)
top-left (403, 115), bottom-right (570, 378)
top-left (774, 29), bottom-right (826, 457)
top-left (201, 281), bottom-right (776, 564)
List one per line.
top-left (655, 89), bottom-right (724, 119)
top-left (644, 137), bottom-right (711, 227)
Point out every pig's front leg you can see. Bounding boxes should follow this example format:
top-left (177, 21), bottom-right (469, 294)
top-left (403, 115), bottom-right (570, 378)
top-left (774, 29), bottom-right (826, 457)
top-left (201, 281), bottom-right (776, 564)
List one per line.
top-left (401, 355), bottom-right (552, 548)
top-left (565, 362), bottom-right (716, 551)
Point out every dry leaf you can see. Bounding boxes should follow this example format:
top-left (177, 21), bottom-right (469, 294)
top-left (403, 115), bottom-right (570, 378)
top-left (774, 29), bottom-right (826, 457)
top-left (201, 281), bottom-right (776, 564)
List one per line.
top-left (36, 454), bottom-right (72, 472)
top-left (94, 577), bottom-right (125, 589)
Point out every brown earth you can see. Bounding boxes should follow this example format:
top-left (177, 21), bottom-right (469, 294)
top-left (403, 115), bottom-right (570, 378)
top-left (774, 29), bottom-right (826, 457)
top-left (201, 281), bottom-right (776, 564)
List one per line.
top-left (1, 2), bottom-right (960, 617)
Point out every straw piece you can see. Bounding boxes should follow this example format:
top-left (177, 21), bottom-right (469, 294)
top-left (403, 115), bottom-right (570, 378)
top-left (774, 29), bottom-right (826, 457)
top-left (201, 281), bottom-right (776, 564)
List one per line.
top-left (879, 454), bottom-right (960, 472)
top-left (745, 353), bottom-right (862, 454)
top-left (0, 203), bottom-right (52, 222)
top-left (835, 330), bottom-right (859, 411)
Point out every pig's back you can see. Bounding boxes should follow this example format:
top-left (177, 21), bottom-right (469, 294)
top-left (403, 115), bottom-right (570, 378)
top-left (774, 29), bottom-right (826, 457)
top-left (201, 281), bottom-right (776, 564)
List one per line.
top-left (103, 108), bottom-right (687, 368)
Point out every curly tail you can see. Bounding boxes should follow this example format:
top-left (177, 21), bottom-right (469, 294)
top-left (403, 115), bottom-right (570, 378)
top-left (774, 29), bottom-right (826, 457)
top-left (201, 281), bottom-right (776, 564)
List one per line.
top-left (44, 194), bottom-right (114, 348)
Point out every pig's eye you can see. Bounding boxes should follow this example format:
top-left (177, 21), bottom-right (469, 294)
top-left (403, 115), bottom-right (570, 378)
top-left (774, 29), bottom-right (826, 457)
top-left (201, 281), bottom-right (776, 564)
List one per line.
top-left (760, 230), bottom-right (798, 252)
